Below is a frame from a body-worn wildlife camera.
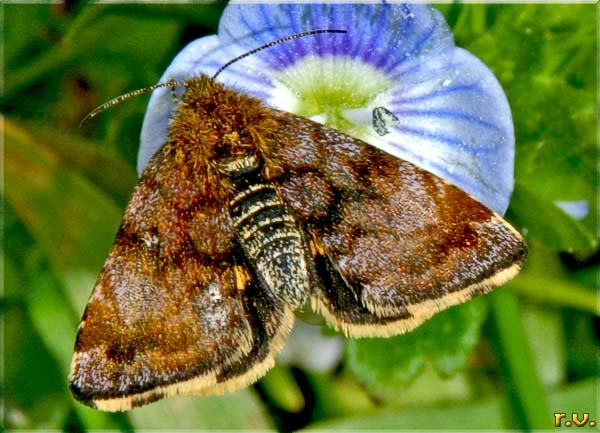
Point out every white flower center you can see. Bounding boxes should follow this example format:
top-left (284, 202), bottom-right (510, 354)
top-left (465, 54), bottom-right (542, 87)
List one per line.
top-left (270, 56), bottom-right (395, 141)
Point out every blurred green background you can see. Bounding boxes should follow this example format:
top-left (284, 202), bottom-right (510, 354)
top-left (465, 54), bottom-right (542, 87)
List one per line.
top-left (3, 2), bottom-right (598, 431)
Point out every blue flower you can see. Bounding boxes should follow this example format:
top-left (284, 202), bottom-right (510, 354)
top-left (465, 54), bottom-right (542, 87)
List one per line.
top-left (139, 3), bottom-right (514, 215)
top-left (554, 200), bottom-right (589, 221)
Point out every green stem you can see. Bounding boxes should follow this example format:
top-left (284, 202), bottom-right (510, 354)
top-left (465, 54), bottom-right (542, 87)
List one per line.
top-left (260, 365), bottom-right (305, 413)
top-left (490, 290), bottom-right (550, 430)
top-left (506, 275), bottom-right (598, 316)
top-left (470, 5), bottom-right (487, 34)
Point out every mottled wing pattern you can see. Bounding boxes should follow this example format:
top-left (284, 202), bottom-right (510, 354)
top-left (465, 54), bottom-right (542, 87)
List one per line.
top-left (265, 111), bottom-right (527, 337)
top-left (69, 141), bottom-right (293, 411)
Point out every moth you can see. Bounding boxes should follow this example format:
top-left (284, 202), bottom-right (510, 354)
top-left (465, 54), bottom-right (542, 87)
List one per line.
top-left (70, 32), bottom-right (527, 412)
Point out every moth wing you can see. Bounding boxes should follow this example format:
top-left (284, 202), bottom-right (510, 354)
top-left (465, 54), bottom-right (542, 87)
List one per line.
top-left (266, 112), bottom-right (527, 337)
top-left (69, 144), bottom-right (293, 411)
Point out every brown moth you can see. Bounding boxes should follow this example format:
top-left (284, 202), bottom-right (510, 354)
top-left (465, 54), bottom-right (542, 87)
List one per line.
top-left (70, 46), bottom-right (527, 412)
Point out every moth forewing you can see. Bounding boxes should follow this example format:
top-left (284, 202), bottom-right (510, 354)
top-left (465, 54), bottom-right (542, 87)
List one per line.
top-left (70, 76), bottom-right (305, 411)
top-left (262, 110), bottom-right (527, 337)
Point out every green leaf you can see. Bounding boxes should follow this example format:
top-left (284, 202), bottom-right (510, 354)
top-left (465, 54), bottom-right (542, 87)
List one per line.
top-left (4, 258), bottom-right (69, 430)
top-left (346, 298), bottom-right (488, 391)
top-left (509, 183), bottom-right (596, 252)
top-left (24, 249), bottom-right (79, 372)
top-left (4, 118), bottom-right (125, 273)
top-left (4, 4), bottom-right (222, 101)
top-left (422, 298), bottom-right (488, 376)
top-left (346, 329), bottom-right (425, 389)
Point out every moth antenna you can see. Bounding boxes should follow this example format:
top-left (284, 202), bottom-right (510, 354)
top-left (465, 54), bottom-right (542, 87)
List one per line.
top-left (80, 29), bottom-right (346, 128)
top-left (79, 80), bottom-right (189, 128)
top-left (212, 29), bottom-right (347, 79)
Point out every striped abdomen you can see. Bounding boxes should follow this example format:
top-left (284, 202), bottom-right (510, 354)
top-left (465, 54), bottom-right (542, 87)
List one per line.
top-left (225, 155), bottom-right (309, 307)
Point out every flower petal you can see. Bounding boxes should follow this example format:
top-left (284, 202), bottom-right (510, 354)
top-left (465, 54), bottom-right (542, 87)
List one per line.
top-left (138, 36), bottom-right (223, 172)
top-left (218, 3), bottom-right (454, 73)
top-left (381, 48), bottom-right (514, 214)
top-left (555, 200), bottom-right (589, 221)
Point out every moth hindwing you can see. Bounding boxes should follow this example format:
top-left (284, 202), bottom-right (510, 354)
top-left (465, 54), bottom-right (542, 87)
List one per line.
top-left (70, 75), bottom-right (526, 411)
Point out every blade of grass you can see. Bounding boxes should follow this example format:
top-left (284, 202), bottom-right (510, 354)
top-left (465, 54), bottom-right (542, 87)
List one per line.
top-left (490, 290), bottom-right (550, 430)
top-left (506, 275), bottom-right (598, 316)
